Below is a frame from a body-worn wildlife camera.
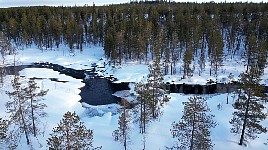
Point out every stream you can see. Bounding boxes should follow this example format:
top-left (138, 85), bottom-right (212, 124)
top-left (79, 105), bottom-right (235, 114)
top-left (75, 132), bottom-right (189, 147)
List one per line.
top-left (2, 62), bottom-right (260, 106)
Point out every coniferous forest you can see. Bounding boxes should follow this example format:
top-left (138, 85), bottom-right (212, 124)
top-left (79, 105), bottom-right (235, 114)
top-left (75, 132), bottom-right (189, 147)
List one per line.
top-left (0, 2), bottom-right (268, 77)
top-left (1, 2), bottom-right (268, 150)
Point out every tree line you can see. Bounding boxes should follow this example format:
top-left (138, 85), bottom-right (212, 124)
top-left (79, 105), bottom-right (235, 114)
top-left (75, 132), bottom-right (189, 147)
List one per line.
top-left (0, 3), bottom-right (268, 77)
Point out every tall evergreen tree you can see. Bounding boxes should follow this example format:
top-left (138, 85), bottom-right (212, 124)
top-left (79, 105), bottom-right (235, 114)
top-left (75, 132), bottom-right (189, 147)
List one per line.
top-left (21, 13), bottom-right (31, 46)
top-left (134, 55), bottom-right (169, 134)
top-left (0, 33), bottom-right (15, 84)
top-left (245, 35), bottom-right (258, 73)
top-left (5, 76), bottom-right (31, 145)
top-left (112, 105), bottom-right (132, 150)
top-left (134, 81), bottom-right (151, 134)
top-left (208, 29), bottom-right (224, 77)
top-left (0, 32), bottom-right (15, 64)
top-left (24, 79), bottom-right (48, 137)
top-left (182, 44), bottom-right (193, 79)
top-left (5, 77), bottom-right (48, 145)
top-left (7, 18), bottom-right (19, 44)
top-left (230, 66), bottom-right (267, 146)
top-left (147, 54), bottom-right (169, 119)
top-left (170, 30), bottom-right (178, 75)
top-left (170, 96), bottom-right (216, 150)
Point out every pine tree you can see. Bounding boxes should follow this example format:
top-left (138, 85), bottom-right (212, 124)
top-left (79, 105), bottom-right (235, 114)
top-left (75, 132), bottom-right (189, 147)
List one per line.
top-left (134, 54), bottom-right (169, 133)
top-left (182, 44), bottom-right (193, 79)
top-left (0, 118), bottom-right (18, 149)
top-left (7, 18), bottom-right (19, 45)
top-left (170, 96), bottom-right (216, 150)
top-left (66, 15), bottom-right (75, 50)
top-left (5, 76), bottom-right (31, 145)
top-left (208, 29), bottom-right (224, 77)
top-left (147, 54), bottom-right (169, 119)
top-left (245, 35), bottom-right (258, 73)
top-left (21, 13), bottom-right (31, 46)
top-left (170, 30), bottom-right (178, 75)
top-left (47, 111), bottom-right (100, 150)
top-left (0, 32), bottom-right (15, 64)
top-left (0, 33), bottom-right (11, 84)
top-left (5, 77), bottom-right (48, 145)
top-left (134, 81), bottom-right (151, 134)
top-left (112, 106), bottom-right (132, 150)
top-left (53, 17), bottom-right (63, 48)
top-left (230, 66), bottom-right (267, 146)
top-left (24, 79), bottom-right (48, 137)
top-left (0, 118), bottom-right (8, 141)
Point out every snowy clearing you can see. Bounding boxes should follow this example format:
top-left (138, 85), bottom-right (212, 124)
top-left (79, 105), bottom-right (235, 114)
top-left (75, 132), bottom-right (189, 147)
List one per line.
top-left (0, 46), bottom-right (268, 150)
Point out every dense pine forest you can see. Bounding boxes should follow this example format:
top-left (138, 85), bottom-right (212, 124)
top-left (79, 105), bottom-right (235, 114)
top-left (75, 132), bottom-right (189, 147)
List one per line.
top-left (1, 2), bottom-right (268, 77)
top-left (1, 2), bottom-right (268, 149)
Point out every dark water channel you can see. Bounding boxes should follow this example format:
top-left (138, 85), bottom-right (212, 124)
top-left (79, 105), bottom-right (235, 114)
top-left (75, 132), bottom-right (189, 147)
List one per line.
top-left (0, 62), bottom-right (130, 105)
top-left (166, 82), bottom-right (238, 94)
top-left (79, 78), bottom-right (129, 105)
top-left (2, 62), bottom-right (254, 106)
top-left (32, 62), bottom-right (130, 105)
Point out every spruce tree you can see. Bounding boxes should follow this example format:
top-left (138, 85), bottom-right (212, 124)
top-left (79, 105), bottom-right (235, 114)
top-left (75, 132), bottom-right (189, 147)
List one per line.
top-left (170, 96), bottom-right (216, 150)
top-left (47, 111), bottom-right (100, 150)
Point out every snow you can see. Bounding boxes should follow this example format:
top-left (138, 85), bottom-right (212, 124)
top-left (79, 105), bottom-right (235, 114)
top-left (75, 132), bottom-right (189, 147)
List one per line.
top-left (1, 45), bottom-right (268, 150)
top-left (6, 46), bottom-right (104, 70)
top-left (112, 63), bottom-right (149, 83)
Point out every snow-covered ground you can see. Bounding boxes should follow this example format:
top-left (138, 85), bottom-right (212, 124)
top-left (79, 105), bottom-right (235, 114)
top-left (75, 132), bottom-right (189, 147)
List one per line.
top-left (0, 45), bottom-right (268, 149)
